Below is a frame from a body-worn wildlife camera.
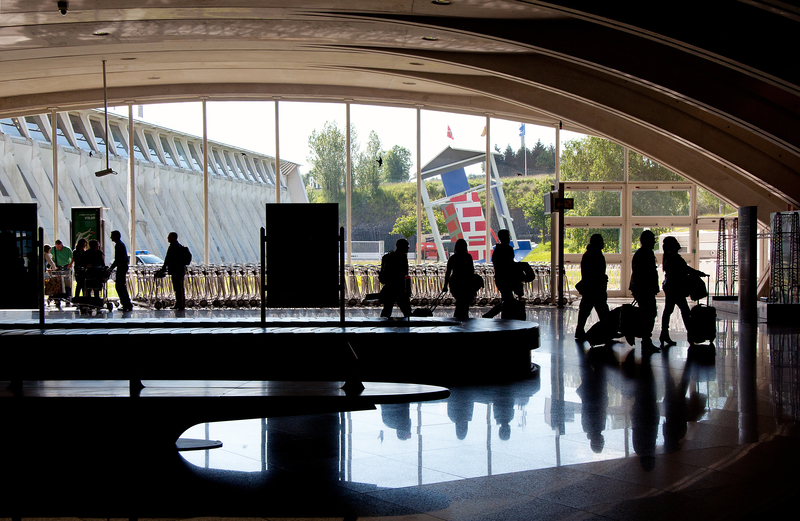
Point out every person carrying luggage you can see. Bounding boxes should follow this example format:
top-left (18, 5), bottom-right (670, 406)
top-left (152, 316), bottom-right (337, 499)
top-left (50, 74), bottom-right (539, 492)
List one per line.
top-left (483, 229), bottom-right (525, 320)
top-left (660, 236), bottom-right (707, 347)
top-left (628, 230), bottom-right (660, 354)
top-left (82, 239), bottom-right (106, 298)
top-left (575, 233), bottom-right (610, 340)
top-left (443, 238), bottom-right (476, 320)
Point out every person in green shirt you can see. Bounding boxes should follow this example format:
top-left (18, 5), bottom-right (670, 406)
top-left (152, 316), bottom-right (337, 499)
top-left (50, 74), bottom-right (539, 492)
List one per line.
top-left (51, 240), bottom-right (73, 269)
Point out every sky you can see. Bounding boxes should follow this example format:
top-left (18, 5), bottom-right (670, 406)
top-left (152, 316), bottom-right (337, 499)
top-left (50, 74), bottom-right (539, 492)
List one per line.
top-left (110, 101), bottom-right (586, 177)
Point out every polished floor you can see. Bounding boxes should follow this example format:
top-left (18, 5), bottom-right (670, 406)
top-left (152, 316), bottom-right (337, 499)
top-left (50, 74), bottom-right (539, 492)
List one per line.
top-left (2, 299), bottom-right (800, 520)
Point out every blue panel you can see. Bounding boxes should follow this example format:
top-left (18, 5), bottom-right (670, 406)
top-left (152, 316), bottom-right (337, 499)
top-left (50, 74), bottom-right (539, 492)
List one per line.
top-left (441, 168), bottom-right (469, 197)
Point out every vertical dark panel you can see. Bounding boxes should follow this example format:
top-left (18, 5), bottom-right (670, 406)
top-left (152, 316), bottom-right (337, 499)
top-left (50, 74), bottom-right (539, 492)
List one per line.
top-left (738, 206), bottom-right (757, 322)
top-left (0, 203), bottom-right (39, 309)
top-left (265, 203), bottom-right (339, 308)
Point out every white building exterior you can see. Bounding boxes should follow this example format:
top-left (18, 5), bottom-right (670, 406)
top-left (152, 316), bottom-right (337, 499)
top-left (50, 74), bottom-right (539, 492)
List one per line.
top-left (0, 110), bottom-right (307, 264)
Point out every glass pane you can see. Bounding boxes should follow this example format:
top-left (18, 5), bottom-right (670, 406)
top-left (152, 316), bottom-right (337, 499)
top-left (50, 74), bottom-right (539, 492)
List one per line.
top-left (213, 150), bottom-right (230, 177)
top-left (89, 119), bottom-right (108, 151)
top-left (51, 115), bottom-right (72, 147)
top-left (24, 116), bottom-right (48, 142)
top-left (70, 115), bottom-right (94, 152)
top-left (132, 134), bottom-right (148, 161)
top-left (160, 136), bottom-right (179, 167)
top-left (632, 227), bottom-right (690, 253)
top-left (0, 118), bottom-right (25, 138)
top-left (173, 139), bottom-right (192, 170)
top-left (629, 151), bottom-right (685, 181)
top-left (565, 227), bottom-right (621, 254)
top-left (564, 190), bottom-right (621, 217)
top-left (560, 136), bottom-right (624, 182)
top-left (189, 143), bottom-right (204, 171)
top-left (632, 190), bottom-right (690, 216)
top-left (110, 125), bottom-right (128, 157)
top-left (144, 133), bottom-right (163, 164)
top-left (697, 187), bottom-right (736, 217)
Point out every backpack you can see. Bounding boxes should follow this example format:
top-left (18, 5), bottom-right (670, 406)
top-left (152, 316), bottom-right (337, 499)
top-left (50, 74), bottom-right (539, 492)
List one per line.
top-left (182, 245), bottom-right (192, 266)
top-left (378, 251), bottom-right (392, 284)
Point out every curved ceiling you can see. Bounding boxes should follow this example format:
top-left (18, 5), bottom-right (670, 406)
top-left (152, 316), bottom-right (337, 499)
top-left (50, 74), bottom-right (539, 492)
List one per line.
top-left (1, 0), bottom-right (798, 224)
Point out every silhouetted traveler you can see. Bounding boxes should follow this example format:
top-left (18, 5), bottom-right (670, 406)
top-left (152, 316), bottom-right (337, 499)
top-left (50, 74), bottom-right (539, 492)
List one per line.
top-left (660, 236), bottom-right (707, 347)
top-left (575, 234), bottom-right (610, 340)
top-left (483, 229), bottom-right (522, 319)
top-left (443, 238), bottom-right (476, 319)
top-left (629, 230), bottom-right (659, 354)
top-left (109, 230), bottom-right (133, 312)
top-left (83, 239), bottom-right (105, 298)
top-left (379, 238), bottom-right (411, 318)
top-left (158, 231), bottom-right (190, 310)
top-left (72, 238), bottom-right (87, 298)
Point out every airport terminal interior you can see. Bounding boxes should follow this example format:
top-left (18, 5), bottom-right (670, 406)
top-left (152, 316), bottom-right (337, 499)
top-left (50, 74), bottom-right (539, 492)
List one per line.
top-left (2, 1), bottom-right (800, 519)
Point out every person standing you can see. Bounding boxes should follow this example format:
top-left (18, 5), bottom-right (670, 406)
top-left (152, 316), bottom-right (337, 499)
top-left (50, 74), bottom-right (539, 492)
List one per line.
top-left (443, 238), bottom-right (476, 319)
top-left (72, 238), bottom-right (87, 298)
top-left (629, 230), bottom-right (660, 353)
top-left (51, 240), bottom-right (73, 270)
top-left (379, 238), bottom-right (411, 318)
top-left (159, 231), bottom-right (189, 310)
top-left (575, 233), bottom-right (610, 340)
top-left (660, 236), bottom-right (706, 346)
top-left (483, 229), bottom-right (523, 319)
top-left (109, 230), bottom-right (133, 312)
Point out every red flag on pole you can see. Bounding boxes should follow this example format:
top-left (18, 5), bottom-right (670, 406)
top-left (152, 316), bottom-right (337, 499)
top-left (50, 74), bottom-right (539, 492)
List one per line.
top-left (447, 126), bottom-right (454, 140)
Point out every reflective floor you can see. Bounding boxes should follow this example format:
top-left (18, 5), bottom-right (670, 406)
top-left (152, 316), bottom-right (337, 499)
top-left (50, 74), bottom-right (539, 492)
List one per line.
top-left (2, 300), bottom-right (800, 519)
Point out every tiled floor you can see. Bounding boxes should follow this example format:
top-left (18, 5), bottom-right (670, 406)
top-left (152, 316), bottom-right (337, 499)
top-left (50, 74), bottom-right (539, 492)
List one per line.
top-left (1, 299), bottom-right (799, 519)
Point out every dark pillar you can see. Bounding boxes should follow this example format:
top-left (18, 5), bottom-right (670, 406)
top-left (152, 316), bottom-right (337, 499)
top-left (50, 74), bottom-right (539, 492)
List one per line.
top-left (738, 206), bottom-right (758, 323)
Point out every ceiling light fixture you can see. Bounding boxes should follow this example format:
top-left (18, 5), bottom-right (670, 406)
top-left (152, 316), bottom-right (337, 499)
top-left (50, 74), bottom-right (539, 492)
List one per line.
top-left (431, 0), bottom-right (451, 5)
top-left (95, 60), bottom-right (118, 178)
top-left (92, 30), bottom-right (110, 37)
top-left (421, 36), bottom-right (439, 41)
top-left (409, 62), bottom-right (424, 66)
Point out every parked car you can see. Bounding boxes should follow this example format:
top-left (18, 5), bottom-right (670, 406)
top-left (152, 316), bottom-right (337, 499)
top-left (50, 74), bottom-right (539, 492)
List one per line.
top-left (133, 250), bottom-right (164, 265)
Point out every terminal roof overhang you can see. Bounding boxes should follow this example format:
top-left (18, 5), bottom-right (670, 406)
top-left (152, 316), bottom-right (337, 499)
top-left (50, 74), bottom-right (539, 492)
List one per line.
top-left (1, 1), bottom-right (798, 224)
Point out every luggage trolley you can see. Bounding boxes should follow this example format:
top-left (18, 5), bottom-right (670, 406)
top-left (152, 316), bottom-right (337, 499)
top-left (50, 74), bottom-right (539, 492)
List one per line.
top-left (44, 268), bottom-right (72, 309)
top-left (73, 266), bottom-right (113, 315)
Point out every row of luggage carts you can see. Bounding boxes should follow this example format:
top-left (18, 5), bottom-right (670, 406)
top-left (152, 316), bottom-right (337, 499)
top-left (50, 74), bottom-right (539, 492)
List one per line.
top-left (126, 262), bottom-right (558, 310)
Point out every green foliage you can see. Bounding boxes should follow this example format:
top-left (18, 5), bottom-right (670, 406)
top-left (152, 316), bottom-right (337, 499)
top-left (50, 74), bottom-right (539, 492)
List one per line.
top-left (519, 176), bottom-right (554, 242)
top-left (560, 136), bottom-right (624, 181)
top-left (391, 210), bottom-right (447, 238)
top-left (384, 145), bottom-right (413, 183)
top-left (307, 121), bottom-right (359, 200)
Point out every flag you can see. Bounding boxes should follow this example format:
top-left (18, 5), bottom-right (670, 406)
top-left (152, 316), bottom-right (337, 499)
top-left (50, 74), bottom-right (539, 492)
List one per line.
top-left (519, 123), bottom-right (525, 137)
top-left (480, 126), bottom-right (486, 137)
top-left (447, 126), bottom-right (454, 140)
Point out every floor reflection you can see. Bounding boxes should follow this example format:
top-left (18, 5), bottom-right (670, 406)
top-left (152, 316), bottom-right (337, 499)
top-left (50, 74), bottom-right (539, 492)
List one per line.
top-left (178, 303), bottom-right (800, 494)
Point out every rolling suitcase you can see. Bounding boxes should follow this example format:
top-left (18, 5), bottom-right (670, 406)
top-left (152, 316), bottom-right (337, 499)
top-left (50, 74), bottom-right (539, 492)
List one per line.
top-left (688, 276), bottom-right (716, 344)
top-left (585, 306), bottom-right (623, 346)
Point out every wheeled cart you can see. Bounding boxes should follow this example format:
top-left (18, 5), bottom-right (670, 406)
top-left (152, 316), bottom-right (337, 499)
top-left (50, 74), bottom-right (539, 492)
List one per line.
top-left (44, 269), bottom-right (72, 308)
top-left (73, 266), bottom-right (113, 315)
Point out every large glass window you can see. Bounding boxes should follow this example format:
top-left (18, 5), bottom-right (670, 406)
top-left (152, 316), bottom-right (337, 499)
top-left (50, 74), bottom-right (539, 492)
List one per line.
top-left (632, 227), bottom-right (689, 253)
top-left (225, 151), bottom-right (245, 180)
top-left (628, 151), bottom-right (685, 181)
top-left (189, 143), bottom-right (204, 171)
top-left (565, 190), bottom-right (622, 217)
top-left (631, 189), bottom-right (690, 217)
top-left (213, 149), bottom-right (231, 177)
top-left (51, 115), bottom-right (73, 148)
top-left (697, 187), bottom-right (736, 217)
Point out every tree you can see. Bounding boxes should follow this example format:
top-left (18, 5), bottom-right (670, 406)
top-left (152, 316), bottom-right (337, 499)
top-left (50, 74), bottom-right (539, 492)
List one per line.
top-left (383, 144), bottom-right (413, 183)
top-left (520, 176), bottom-right (554, 242)
top-left (354, 130), bottom-right (384, 194)
top-left (306, 121), bottom-right (359, 200)
top-left (391, 211), bottom-right (447, 238)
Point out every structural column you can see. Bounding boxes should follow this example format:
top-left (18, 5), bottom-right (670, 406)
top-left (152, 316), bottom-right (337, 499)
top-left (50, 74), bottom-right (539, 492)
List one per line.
top-left (202, 99), bottom-right (209, 264)
top-left (739, 206), bottom-right (758, 322)
top-left (345, 101), bottom-right (352, 264)
top-left (485, 114), bottom-right (491, 262)
top-left (416, 106), bottom-right (422, 262)
top-left (127, 103), bottom-right (135, 255)
top-left (51, 108), bottom-right (58, 241)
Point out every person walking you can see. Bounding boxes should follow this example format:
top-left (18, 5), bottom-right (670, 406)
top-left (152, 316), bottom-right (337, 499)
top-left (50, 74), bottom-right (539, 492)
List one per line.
top-left (72, 238), bottom-right (87, 298)
top-left (660, 236), bottom-right (707, 347)
top-left (483, 229), bottom-right (523, 319)
top-left (158, 232), bottom-right (190, 310)
top-left (629, 230), bottom-right (660, 354)
top-left (109, 230), bottom-right (133, 312)
top-left (443, 238), bottom-right (476, 319)
top-left (575, 233), bottom-right (610, 340)
top-left (379, 238), bottom-right (411, 318)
